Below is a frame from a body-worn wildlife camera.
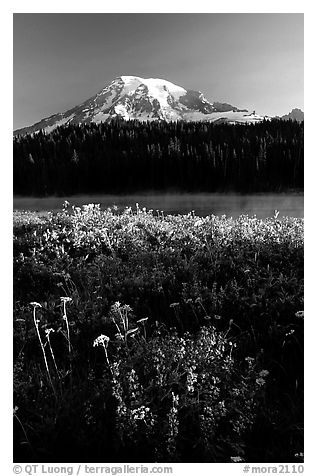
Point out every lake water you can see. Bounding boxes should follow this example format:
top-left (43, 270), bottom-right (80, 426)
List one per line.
top-left (13, 193), bottom-right (304, 219)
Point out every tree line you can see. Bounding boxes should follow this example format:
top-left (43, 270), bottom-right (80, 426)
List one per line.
top-left (13, 119), bottom-right (304, 195)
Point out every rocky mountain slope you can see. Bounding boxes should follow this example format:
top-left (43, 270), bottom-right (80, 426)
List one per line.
top-left (279, 108), bottom-right (304, 122)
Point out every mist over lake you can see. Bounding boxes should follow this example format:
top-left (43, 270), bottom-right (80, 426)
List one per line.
top-left (14, 192), bottom-right (304, 219)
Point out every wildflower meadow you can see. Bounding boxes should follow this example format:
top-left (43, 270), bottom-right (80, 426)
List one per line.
top-left (13, 204), bottom-right (304, 463)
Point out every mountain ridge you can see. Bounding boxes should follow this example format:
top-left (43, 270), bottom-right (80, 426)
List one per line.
top-left (279, 108), bottom-right (304, 122)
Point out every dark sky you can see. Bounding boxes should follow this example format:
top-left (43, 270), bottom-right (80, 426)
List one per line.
top-left (13, 13), bottom-right (304, 129)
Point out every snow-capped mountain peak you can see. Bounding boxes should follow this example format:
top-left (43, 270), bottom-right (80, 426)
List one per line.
top-left (14, 75), bottom-right (267, 136)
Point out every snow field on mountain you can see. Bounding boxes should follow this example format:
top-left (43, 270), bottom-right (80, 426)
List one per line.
top-left (41, 114), bottom-right (76, 134)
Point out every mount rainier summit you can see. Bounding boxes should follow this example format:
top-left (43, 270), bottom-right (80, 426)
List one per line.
top-left (14, 75), bottom-right (268, 136)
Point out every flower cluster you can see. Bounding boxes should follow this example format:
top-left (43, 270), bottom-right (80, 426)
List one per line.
top-left (93, 334), bottom-right (110, 348)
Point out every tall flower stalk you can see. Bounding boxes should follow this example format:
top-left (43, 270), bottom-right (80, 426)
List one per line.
top-left (61, 297), bottom-right (72, 356)
top-left (60, 296), bottom-right (73, 389)
top-left (30, 302), bottom-right (56, 397)
top-left (93, 334), bottom-right (113, 376)
top-left (110, 302), bottom-right (138, 344)
top-left (45, 328), bottom-right (60, 380)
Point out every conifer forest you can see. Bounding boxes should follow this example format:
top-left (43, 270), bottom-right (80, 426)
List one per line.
top-left (13, 119), bottom-right (303, 196)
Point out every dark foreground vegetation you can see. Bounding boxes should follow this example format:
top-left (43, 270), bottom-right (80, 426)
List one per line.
top-left (13, 204), bottom-right (304, 462)
top-left (13, 119), bottom-right (303, 195)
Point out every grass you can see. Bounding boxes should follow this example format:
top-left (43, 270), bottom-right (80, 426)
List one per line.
top-left (13, 204), bottom-right (304, 462)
